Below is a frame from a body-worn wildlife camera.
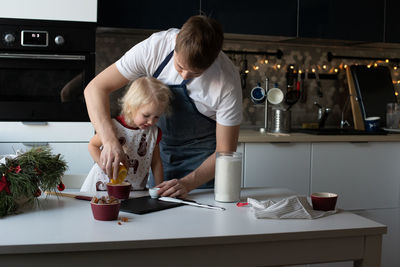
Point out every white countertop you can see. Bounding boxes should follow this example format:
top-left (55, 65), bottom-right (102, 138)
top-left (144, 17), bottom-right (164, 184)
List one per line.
top-left (0, 187), bottom-right (386, 256)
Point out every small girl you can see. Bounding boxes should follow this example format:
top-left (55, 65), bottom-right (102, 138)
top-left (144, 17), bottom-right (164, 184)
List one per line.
top-left (80, 77), bottom-right (171, 192)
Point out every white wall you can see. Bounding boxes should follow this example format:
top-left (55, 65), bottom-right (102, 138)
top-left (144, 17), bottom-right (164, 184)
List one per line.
top-left (0, 0), bottom-right (97, 22)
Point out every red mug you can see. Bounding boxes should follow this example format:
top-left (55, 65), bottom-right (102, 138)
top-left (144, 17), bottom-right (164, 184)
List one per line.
top-left (311, 192), bottom-right (338, 211)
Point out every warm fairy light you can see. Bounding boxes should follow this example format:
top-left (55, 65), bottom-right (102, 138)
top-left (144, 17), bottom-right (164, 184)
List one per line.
top-left (290, 65), bottom-right (295, 69)
top-left (374, 63), bottom-right (378, 67)
top-left (322, 65), bottom-right (327, 70)
top-left (264, 59), bottom-right (269, 64)
top-left (367, 64), bottom-right (372, 68)
top-left (311, 68), bottom-right (316, 72)
top-left (334, 68), bottom-right (339, 73)
top-left (344, 64), bottom-right (348, 69)
top-left (245, 70), bottom-right (249, 74)
top-left (397, 80), bottom-right (400, 84)
top-left (394, 66), bottom-right (398, 70)
top-left (253, 65), bottom-right (259, 70)
top-left (298, 70), bottom-right (302, 74)
top-left (396, 92), bottom-right (399, 96)
top-left (385, 59), bottom-right (389, 63)
top-left (276, 64), bottom-right (281, 69)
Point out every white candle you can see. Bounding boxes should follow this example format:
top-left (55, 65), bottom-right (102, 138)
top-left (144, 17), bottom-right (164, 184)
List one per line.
top-left (215, 152), bottom-right (242, 202)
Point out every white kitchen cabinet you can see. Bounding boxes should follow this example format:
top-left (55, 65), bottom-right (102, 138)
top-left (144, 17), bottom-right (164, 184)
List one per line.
top-left (0, 122), bottom-right (94, 175)
top-left (0, 0), bottom-right (97, 22)
top-left (243, 143), bottom-right (311, 196)
top-left (311, 142), bottom-right (400, 210)
top-left (0, 142), bottom-right (93, 175)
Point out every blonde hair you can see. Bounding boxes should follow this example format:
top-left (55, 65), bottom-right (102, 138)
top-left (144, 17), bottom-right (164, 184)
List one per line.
top-left (175, 15), bottom-right (223, 71)
top-left (120, 77), bottom-right (171, 125)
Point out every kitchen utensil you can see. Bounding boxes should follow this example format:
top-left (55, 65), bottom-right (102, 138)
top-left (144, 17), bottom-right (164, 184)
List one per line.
top-left (285, 82), bottom-right (300, 111)
top-left (120, 196), bottom-right (183, 214)
top-left (350, 65), bottom-right (397, 127)
top-left (107, 182), bottom-right (131, 200)
top-left (259, 77), bottom-right (270, 133)
top-left (215, 152), bottom-right (242, 203)
top-left (159, 197), bottom-right (226, 211)
top-left (45, 191), bottom-right (92, 201)
top-left (315, 67), bottom-right (323, 97)
top-left (346, 66), bottom-right (365, 130)
top-left (268, 107), bottom-right (291, 133)
top-left (311, 192), bottom-right (338, 211)
top-left (364, 116), bottom-right (381, 132)
top-left (267, 87), bottom-right (284, 105)
top-left (250, 83), bottom-right (266, 104)
top-left (91, 197), bottom-right (121, 221)
top-left (386, 103), bottom-right (400, 129)
top-left (149, 187), bottom-right (161, 198)
top-left (300, 69), bottom-right (307, 103)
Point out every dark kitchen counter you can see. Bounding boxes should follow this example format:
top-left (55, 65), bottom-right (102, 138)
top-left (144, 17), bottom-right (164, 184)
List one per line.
top-left (239, 129), bottom-right (400, 143)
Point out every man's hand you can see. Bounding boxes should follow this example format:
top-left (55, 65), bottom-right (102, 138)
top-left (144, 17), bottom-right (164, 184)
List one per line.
top-left (100, 139), bottom-right (128, 181)
top-left (157, 179), bottom-right (190, 198)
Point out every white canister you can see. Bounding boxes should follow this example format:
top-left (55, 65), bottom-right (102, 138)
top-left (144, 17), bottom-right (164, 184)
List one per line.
top-left (214, 152), bottom-right (242, 202)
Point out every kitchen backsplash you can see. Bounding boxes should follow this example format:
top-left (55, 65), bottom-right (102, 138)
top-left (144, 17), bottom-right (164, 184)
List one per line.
top-left (96, 28), bottom-right (400, 129)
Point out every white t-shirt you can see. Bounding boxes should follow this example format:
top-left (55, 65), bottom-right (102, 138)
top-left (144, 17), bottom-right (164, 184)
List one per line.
top-left (116, 29), bottom-right (242, 126)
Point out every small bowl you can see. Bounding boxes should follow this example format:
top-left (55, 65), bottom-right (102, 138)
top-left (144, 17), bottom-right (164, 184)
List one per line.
top-left (107, 182), bottom-right (131, 200)
top-left (311, 192), bottom-right (338, 211)
top-left (149, 187), bottom-right (161, 198)
top-left (91, 197), bottom-right (121, 221)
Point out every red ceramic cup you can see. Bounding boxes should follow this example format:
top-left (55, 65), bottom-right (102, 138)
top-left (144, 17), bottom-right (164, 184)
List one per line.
top-left (311, 192), bottom-right (338, 211)
top-left (107, 182), bottom-right (131, 200)
top-left (91, 200), bottom-right (120, 221)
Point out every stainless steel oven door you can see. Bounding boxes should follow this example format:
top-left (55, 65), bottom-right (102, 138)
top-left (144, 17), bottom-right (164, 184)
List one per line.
top-left (0, 52), bottom-right (94, 121)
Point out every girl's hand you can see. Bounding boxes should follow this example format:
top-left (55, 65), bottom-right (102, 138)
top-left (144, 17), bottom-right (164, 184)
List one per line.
top-left (157, 179), bottom-right (189, 198)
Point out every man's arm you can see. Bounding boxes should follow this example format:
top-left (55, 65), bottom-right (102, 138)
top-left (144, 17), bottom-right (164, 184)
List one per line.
top-left (84, 63), bottom-right (130, 180)
top-left (158, 123), bottom-right (240, 197)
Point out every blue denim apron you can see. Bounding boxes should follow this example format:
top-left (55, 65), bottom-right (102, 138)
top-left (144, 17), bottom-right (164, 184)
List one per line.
top-left (152, 51), bottom-right (216, 188)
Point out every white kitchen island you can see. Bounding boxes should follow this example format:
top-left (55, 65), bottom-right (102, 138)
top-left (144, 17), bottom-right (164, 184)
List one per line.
top-left (0, 188), bottom-right (386, 267)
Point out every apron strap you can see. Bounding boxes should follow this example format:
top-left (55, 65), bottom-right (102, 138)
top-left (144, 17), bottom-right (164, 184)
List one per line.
top-left (153, 50), bottom-right (191, 86)
top-left (153, 50), bottom-right (174, 79)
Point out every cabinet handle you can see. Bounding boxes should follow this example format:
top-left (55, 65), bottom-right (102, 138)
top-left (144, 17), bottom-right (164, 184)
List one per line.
top-left (22, 142), bottom-right (49, 147)
top-left (21, 121), bottom-right (48, 125)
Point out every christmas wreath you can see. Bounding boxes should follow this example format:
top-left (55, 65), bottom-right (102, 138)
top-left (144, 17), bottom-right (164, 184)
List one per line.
top-left (0, 146), bottom-right (68, 217)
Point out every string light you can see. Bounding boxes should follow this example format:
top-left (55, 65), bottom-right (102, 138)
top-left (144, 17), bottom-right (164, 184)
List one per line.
top-left (253, 65), bottom-right (259, 70)
top-left (264, 59), bottom-right (269, 64)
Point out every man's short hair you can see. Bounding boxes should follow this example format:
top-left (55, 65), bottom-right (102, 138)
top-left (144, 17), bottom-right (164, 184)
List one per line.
top-left (175, 15), bottom-right (223, 71)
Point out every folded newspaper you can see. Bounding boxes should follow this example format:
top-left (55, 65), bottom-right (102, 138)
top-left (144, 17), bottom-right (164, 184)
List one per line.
top-left (248, 195), bottom-right (337, 219)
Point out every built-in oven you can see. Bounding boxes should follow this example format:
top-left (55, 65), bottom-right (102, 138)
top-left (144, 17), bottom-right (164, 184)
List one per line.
top-left (0, 18), bottom-right (95, 122)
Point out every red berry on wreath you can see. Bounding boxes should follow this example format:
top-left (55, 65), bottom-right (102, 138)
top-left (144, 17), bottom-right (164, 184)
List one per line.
top-left (57, 182), bottom-right (65, 191)
top-left (35, 188), bottom-right (41, 197)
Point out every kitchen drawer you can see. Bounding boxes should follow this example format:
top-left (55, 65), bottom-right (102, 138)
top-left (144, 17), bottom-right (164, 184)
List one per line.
top-left (243, 143), bottom-right (311, 196)
top-left (0, 142), bottom-right (93, 175)
top-left (311, 142), bottom-right (400, 210)
top-left (0, 122), bottom-right (94, 142)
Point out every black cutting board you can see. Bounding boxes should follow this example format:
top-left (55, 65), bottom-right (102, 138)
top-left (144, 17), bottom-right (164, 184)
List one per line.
top-left (120, 196), bottom-right (183, 214)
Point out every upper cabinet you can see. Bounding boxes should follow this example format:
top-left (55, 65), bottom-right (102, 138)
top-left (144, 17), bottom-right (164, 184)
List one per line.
top-left (97, 0), bottom-right (198, 30)
top-left (385, 0), bottom-right (400, 43)
top-left (298, 0), bottom-right (384, 42)
top-left (98, 0), bottom-right (400, 44)
top-left (202, 0), bottom-right (297, 37)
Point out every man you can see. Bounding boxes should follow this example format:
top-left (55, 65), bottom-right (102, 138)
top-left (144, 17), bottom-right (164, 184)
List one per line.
top-left (84, 15), bottom-right (242, 197)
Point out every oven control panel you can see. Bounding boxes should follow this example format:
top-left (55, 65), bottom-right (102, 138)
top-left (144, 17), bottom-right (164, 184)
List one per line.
top-left (21, 30), bottom-right (48, 47)
top-left (0, 19), bottom-right (95, 52)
